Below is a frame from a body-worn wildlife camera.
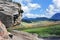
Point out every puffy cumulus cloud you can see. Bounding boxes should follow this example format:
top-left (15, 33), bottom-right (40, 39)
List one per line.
top-left (22, 13), bottom-right (40, 18)
top-left (28, 3), bottom-right (41, 10)
top-left (13, 0), bottom-right (41, 18)
top-left (21, 0), bottom-right (40, 18)
top-left (22, 6), bottom-right (30, 13)
top-left (22, 3), bottom-right (40, 13)
top-left (45, 0), bottom-right (60, 18)
top-left (53, 0), bottom-right (60, 8)
top-left (45, 5), bottom-right (55, 18)
top-left (22, 13), bottom-right (47, 18)
top-left (21, 0), bottom-right (60, 18)
top-left (48, 5), bottom-right (54, 11)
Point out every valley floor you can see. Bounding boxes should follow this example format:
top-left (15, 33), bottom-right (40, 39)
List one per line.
top-left (8, 21), bottom-right (60, 38)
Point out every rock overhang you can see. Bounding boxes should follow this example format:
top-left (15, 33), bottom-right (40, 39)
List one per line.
top-left (0, 0), bottom-right (24, 27)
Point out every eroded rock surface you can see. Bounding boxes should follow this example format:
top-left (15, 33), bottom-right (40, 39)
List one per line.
top-left (0, 0), bottom-right (40, 40)
top-left (0, 21), bottom-right (40, 40)
top-left (0, 0), bottom-right (23, 27)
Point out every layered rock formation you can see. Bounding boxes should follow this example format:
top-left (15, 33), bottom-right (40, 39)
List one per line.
top-left (0, 0), bottom-right (23, 27)
top-left (0, 21), bottom-right (11, 40)
top-left (0, 20), bottom-right (40, 40)
top-left (0, 0), bottom-right (40, 40)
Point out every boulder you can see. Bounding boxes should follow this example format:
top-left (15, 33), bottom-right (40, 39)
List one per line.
top-left (0, 21), bottom-right (40, 40)
top-left (0, 0), bottom-right (23, 27)
top-left (0, 21), bottom-right (9, 38)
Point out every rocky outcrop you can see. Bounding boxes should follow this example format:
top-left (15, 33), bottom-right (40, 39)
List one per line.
top-left (0, 21), bottom-right (11, 40)
top-left (11, 30), bottom-right (40, 40)
top-left (0, 0), bottom-right (40, 40)
top-left (0, 20), bottom-right (40, 40)
top-left (0, 0), bottom-right (23, 27)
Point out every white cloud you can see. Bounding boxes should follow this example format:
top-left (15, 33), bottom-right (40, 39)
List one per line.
top-left (21, 0), bottom-right (60, 18)
top-left (21, 3), bottom-right (40, 13)
top-left (45, 5), bottom-right (55, 18)
top-left (19, 0), bottom-right (41, 18)
top-left (22, 13), bottom-right (47, 18)
top-left (22, 13), bottom-right (40, 18)
top-left (45, 0), bottom-right (60, 18)
top-left (28, 3), bottom-right (41, 10)
top-left (53, 0), bottom-right (60, 8)
top-left (22, 6), bottom-right (30, 13)
top-left (48, 5), bottom-right (54, 11)
top-left (13, 0), bottom-right (41, 18)
top-left (13, 0), bottom-right (60, 18)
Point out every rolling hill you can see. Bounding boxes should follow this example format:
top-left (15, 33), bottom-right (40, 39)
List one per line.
top-left (22, 17), bottom-right (49, 23)
top-left (22, 13), bottom-right (60, 23)
top-left (51, 13), bottom-right (60, 21)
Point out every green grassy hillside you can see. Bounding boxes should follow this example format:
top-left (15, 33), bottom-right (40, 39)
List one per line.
top-left (15, 24), bottom-right (60, 37)
top-left (8, 21), bottom-right (60, 37)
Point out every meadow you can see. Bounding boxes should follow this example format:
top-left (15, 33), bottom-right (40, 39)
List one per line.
top-left (22, 24), bottom-right (60, 37)
top-left (8, 21), bottom-right (60, 37)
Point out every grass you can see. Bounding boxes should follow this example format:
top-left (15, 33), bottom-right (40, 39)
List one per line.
top-left (7, 21), bottom-right (60, 37)
top-left (14, 24), bottom-right (60, 37)
top-left (20, 21), bottom-right (59, 28)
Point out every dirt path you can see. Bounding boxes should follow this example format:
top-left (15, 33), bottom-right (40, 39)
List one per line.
top-left (12, 35), bottom-right (32, 40)
top-left (12, 35), bottom-right (43, 40)
top-left (11, 30), bottom-right (40, 40)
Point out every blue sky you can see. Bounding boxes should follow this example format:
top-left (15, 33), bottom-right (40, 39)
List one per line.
top-left (12, 0), bottom-right (60, 18)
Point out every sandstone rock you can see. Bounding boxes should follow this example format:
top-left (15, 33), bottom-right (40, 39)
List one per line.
top-left (0, 0), bottom-right (23, 27)
top-left (11, 30), bottom-right (40, 40)
top-left (0, 21), bottom-right (40, 40)
top-left (0, 36), bottom-right (4, 40)
top-left (0, 21), bottom-right (9, 40)
top-left (0, 21), bottom-right (9, 37)
top-left (0, 0), bottom-right (40, 40)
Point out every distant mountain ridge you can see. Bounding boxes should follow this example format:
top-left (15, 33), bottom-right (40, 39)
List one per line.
top-left (51, 13), bottom-right (60, 20)
top-left (22, 17), bottom-right (49, 23)
top-left (22, 13), bottom-right (60, 23)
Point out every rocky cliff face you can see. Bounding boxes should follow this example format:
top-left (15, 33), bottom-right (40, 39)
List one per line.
top-left (0, 0), bottom-right (23, 27)
top-left (0, 20), bottom-right (40, 40)
top-left (0, 1), bottom-right (19, 15)
top-left (0, 0), bottom-right (40, 40)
